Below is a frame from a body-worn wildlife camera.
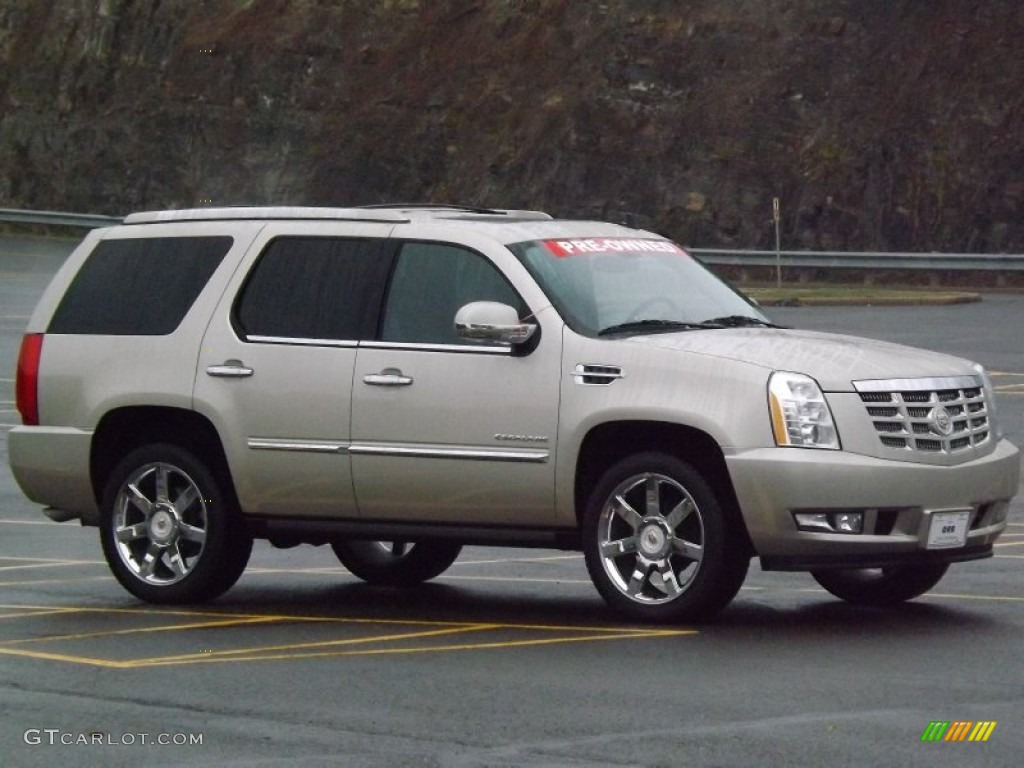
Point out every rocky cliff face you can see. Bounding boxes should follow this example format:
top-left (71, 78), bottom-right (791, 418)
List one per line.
top-left (1, 0), bottom-right (1022, 252)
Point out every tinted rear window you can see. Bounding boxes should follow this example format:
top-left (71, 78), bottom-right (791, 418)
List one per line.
top-left (234, 237), bottom-right (388, 342)
top-left (48, 236), bottom-right (233, 335)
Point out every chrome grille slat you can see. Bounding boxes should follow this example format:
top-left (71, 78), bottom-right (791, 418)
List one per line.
top-left (854, 377), bottom-right (990, 455)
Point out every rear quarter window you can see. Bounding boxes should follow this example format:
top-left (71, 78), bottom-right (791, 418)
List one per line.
top-left (48, 236), bottom-right (233, 335)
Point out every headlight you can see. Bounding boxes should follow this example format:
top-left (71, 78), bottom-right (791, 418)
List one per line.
top-left (974, 363), bottom-right (1002, 440)
top-left (768, 371), bottom-right (840, 449)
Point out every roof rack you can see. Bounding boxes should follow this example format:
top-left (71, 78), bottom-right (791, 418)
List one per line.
top-left (122, 204), bottom-right (552, 225)
top-left (122, 206), bottom-right (410, 225)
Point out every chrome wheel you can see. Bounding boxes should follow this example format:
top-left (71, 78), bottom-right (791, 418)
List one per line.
top-left (100, 443), bottom-right (252, 603)
top-left (111, 462), bottom-right (208, 586)
top-left (596, 472), bottom-right (705, 605)
top-left (583, 452), bottom-right (748, 622)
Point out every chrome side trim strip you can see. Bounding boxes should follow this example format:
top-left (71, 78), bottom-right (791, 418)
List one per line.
top-left (348, 443), bottom-right (548, 463)
top-left (248, 439), bottom-right (348, 454)
top-left (246, 335), bottom-right (358, 348)
top-left (359, 341), bottom-right (511, 354)
top-left (853, 375), bottom-right (981, 392)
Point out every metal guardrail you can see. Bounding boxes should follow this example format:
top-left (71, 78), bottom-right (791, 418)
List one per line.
top-left (1, 208), bottom-right (1022, 270)
top-left (0, 208), bottom-right (122, 229)
top-left (689, 247), bottom-right (1024, 272)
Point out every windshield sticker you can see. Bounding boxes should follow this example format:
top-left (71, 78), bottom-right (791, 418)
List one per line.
top-left (542, 238), bottom-right (686, 257)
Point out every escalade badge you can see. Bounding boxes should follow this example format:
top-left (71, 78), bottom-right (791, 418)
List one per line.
top-left (929, 406), bottom-right (954, 436)
top-left (495, 434), bottom-right (549, 443)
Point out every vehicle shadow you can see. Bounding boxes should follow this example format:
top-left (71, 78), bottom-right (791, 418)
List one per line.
top-left (210, 577), bottom-right (1004, 638)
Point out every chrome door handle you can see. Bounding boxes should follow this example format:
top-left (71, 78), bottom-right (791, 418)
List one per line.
top-left (363, 367), bottom-right (413, 386)
top-left (206, 360), bottom-right (254, 378)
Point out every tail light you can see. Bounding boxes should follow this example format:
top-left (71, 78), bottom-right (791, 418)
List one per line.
top-left (15, 333), bottom-right (44, 426)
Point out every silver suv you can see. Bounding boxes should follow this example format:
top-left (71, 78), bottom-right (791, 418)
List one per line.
top-left (9, 205), bottom-right (1020, 622)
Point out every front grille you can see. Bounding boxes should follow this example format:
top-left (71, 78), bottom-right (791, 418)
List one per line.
top-left (854, 377), bottom-right (990, 454)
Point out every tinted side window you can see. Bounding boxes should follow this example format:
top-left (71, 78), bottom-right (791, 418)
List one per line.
top-left (381, 242), bottom-right (524, 345)
top-left (235, 237), bottom-right (387, 341)
top-left (48, 236), bottom-right (232, 335)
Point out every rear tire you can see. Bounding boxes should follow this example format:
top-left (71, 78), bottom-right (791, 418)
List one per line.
top-left (99, 443), bottom-right (252, 604)
top-left (811, 564), bottom-right (949, 606)
top-left (582, 452), bottom-right (748, 623)
top-left (331, 540), bottom-right (462, 586)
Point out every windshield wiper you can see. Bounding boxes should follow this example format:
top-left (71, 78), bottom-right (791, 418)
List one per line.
top-left (597, 319), bottom-right (707, 337)
top-left (698, 315), bottom-right (781, 328)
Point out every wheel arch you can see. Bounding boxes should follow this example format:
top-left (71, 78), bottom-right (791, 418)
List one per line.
top-left (90, 406), bottom-right (236, 510)
top-left (574, 420), bottom-right (754, 557)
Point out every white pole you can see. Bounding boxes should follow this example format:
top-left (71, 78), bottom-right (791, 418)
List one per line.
top-left (773, 197), bottom-right (781, 289)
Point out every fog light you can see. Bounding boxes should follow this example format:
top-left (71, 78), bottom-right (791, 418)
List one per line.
top-left (794, 511), bottom-right (864, 534)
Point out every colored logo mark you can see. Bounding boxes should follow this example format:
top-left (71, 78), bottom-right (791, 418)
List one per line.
top-left (921, 721), bottom-right (997, 742)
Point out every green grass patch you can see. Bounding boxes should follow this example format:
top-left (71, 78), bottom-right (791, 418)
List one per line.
top-left (740, 283), bottom-right (981, 306)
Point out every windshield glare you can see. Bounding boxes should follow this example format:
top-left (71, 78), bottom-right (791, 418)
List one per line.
top-left (510, 237), bottom-right (767, 337)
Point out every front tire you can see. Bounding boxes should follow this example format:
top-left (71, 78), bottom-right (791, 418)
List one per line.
top-left (582, 452), bottom-right (748, 623)
top-left (810, 564), bottom-right (949, 606)
top-left (331, 540), bottom-right (462, 586)
top-left (99, 443), bottom-right (252, 604)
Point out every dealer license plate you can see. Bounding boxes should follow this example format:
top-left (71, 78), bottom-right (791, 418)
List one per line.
top-left (926, 510), bottom-right (971, 550)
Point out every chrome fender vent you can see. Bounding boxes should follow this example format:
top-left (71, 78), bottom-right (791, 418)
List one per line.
top-left (573, 363), bottom-right (624, 386)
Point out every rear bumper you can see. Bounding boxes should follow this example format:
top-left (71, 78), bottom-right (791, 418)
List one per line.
top-left (7, 426), bottom-right (98, 525)
top-left (726, 438), bottom-right (1020, 568)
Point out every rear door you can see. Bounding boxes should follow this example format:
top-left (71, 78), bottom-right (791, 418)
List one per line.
top-left (193, 223), bottom-right (393, 518)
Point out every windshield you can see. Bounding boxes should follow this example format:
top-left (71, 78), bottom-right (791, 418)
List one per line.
top-left (509, 237), bottom-right (770, 337)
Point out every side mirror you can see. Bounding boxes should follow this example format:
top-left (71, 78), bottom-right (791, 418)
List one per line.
top-left (454, 301), bottom-right (536, 345)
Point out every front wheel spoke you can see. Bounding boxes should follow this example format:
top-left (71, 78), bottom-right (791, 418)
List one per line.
top-left (601, 536), bottom-right (638, 558)
top-left (154, 466), bottom-right (170, 503)
top-left (179, 522), bottom-right (206, 545)
top-left (116, 522), bottom-right (148, 543)
top-left (165, 543), bottom-right (188, 578)
top-left (138, 543), bottom-right (165, 578)
top-left (654, 561), bottom-right (682, 596)
top-left (671, 538), bottom-right (703, 562)
top-left (611, 495), bottom-right (643, 530)
top-left (644, 476), bottom-right (661, 516)
top-left (172, 484), bottom-right (198, 515)
top-left (626, 560), bottom-right (654, 597)
top-left (126, 483), bottom-right (154, 517)
top-left (664, 497), bottom-right (695, 529)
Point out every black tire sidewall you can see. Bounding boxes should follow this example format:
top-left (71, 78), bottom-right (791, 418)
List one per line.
top-left (99, 443), bottom-right (251, 604)
top-left (810, 563), bottom-right (949, 606)
top-left (331, 540), bottom-right (463, 586)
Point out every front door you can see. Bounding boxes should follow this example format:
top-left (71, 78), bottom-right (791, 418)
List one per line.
top-left (350, 241), bottom-right (561, 526)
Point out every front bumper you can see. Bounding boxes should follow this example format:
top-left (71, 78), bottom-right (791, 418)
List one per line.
top-left (8, 426), bottom-right (98, 525)
top-left (726, 438), bottom-right (1020, 570)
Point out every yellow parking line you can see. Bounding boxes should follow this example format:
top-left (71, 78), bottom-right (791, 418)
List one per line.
top-left (0, 561), bottom-right (99, 572)
top-left (0, 607), bottom-right (82, 620)
top-left (0, 602), bottom-right (696, 667)
top-left (0, 556), bottom-right (105, 564)
top-left (994, 540), bottom-right (1024, 548)
top-left (0, 577), bottom-right (111, 587)
top-left (0, 616), bottom-right (285, 645)
top-left (0, 647), bottom-right (130, 668)
top-left (139, 629), bottom-right (695, 667)
top-left (136, 623), bottom-right (501, 666)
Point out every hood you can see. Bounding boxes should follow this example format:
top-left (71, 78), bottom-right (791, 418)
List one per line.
top-left (626, 328), bottom-right (979, 391)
